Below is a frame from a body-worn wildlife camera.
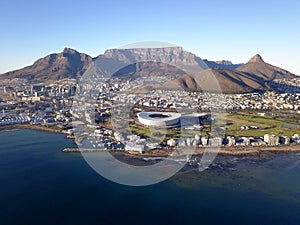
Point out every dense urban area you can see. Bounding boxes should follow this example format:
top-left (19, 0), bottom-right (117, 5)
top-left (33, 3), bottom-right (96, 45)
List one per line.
top-left (1, 77), bottom-right (300, 154)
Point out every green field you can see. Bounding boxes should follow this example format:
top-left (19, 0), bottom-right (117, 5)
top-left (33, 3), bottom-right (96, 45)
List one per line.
top-left (221, 112), bottom-right (300, 137)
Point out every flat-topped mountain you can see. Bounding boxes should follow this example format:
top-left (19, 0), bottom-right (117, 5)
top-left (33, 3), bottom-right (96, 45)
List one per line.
top-left (100, 47), bottom-right (209, 74)
top-left (0, 47), bottom-right (296, 93)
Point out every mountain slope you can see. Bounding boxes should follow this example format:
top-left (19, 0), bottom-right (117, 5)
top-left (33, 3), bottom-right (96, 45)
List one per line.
top-left (190, 68), bottom-right (267, 93)
top-left (186, 54), bottom-right (296, 93)
top-left (203, 59), bottom-right (243, 70)
top-left (1, 48), bottom-right (92, 82)
top-left (107, 50), bottom-right (294, 93)
top-left (236, 54), bottom-right (295, 80)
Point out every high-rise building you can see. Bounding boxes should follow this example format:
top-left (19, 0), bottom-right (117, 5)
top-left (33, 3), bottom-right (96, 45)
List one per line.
top-left (279, 136), bottom-right (290, 145)
top-left (264, 134), bottom-right (279, 145)
top-left (70, 85), bottom-right (77, 96)
top-left (226, 136), bottom-right (236, 146)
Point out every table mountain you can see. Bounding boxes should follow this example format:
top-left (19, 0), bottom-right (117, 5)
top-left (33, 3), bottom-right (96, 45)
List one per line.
top-left (0, 47), bottom-right (296, 93)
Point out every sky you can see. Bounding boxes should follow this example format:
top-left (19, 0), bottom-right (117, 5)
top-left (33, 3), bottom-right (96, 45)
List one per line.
top-left (1, 0), bottom-right (300, 74)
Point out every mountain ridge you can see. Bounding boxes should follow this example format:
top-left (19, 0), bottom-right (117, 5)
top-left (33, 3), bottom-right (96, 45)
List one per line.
top-left (0, 47), bottom-right (296, 93)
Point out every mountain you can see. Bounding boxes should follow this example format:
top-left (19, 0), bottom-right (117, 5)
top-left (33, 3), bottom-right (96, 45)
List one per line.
top-left (105, 49), bottom-right (295, 93)
top-left (236, 54), bottom-right (295, 80)
top-left (187, 54), bottom-right (296, 93)
top-left (102, 48), bottom-right (242, 71)
top-left (203, 59), bottom-right (243, 70)
top-left (0, 48), bottom-right (296, 93)
top-left (100, 47), bottom-right (209, 74)
top-left (0, 48), bottom-right (92, 82)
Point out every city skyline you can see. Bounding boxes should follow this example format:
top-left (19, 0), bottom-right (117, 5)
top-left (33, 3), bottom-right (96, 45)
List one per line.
top-left (1, 0), bottom-right (300, 74)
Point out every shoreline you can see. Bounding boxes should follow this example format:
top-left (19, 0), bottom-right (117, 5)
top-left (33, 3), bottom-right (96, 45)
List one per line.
top-left (1, 125), bottom-right (300, 157)
top-left (62, 144), bottom-right (300, 157)
top-left (0, 124), bottom-right (66, 134)
top-left (0, 124), bottom-right (85, 146)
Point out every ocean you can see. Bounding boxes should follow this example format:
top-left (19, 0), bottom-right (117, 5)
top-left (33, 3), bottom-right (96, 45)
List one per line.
top-left (1, 129), bottom-right (300, 225)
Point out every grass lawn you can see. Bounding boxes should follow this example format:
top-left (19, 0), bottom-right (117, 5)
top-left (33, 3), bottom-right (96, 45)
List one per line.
top-left (222, 112), bottom-right (300, 137)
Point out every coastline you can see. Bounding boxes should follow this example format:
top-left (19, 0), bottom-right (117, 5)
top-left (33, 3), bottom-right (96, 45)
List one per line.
top-left (62, 144), bottom-right (300, 157)
top-left (1, 125), bottom-right (300, 157)
top-left (0, 124), bottom-right (85, 145)
top-left (0, 124), bottom-right (66, 134)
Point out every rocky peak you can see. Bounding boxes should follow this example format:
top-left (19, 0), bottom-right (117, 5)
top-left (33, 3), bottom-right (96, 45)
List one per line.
top-left (248, 54), bottom-right (264, 63)
top-left (215, 60), bottom-right (234, 65)
top-left (63, 47), bottom-right (79, 55)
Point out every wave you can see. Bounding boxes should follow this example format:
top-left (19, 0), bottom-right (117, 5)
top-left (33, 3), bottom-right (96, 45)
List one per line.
top-left (0, 128), bottom-right (20, 132)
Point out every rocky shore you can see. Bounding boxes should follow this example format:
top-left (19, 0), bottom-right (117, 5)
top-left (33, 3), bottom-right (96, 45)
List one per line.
top-left (62, 144), bottom-right (300, 157)
top-left (63, 148), bottom-right (109, 153)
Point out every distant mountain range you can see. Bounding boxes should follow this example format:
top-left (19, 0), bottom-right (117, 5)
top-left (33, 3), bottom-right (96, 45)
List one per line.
top-left (0, 47), bottom-right (296, 93)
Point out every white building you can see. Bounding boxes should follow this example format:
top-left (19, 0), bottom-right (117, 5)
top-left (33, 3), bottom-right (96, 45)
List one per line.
top-left (167, 139), bottom-right (177, 147)
top-left (125, 142), bottom-right (145, 153)
top-left (201, 137), bottom-right (208, 146)
top-left (137, 111), bottom-right (181, 128)
top-left (264, 134), bottom-right (279, 145)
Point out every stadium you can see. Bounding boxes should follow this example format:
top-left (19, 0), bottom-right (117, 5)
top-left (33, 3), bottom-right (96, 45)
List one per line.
top-left (137, 111), bottom-right (181, 128)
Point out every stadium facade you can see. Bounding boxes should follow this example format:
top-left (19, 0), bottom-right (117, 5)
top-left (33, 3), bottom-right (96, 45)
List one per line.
top-left (137, 111), bottom-right (181, 128)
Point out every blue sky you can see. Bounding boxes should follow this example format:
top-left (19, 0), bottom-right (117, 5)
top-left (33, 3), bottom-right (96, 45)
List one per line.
top-left (1, 0), bottom-right (300, 74)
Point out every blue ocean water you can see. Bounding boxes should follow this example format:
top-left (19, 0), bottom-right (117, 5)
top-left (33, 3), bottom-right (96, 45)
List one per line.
top-left (1, 129), bottom-right (300, 225)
